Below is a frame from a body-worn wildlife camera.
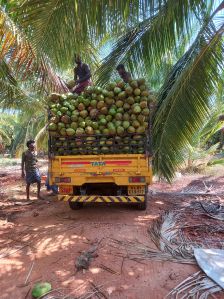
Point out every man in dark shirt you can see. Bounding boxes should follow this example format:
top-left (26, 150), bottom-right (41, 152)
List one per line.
top-left (116, 64), bottom-right (132, 83)
top-left (72, 55), bottom-right (92, 94)
top-left (21, 140), bottom-right (42, 200)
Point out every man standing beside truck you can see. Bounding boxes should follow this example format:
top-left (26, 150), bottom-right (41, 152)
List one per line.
top-left (72, 55), bottom-right (92, 94)
top-left (21, 140), bottom-right (42, 200)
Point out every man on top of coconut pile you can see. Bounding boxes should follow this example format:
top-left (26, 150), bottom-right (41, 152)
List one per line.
top-left (72, 55), bottom-right (92, 94)
top-left (116, 64), bottom-right (132, 83)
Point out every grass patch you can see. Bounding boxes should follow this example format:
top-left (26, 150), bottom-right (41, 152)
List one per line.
top-left (0, 156), bottom-right (20, 167)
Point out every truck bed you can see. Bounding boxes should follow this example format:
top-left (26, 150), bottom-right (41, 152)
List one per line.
top-left (49, 154), bottom-right (152, 187)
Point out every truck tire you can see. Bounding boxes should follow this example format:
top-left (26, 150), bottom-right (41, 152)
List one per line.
top-left (69, 201), bottom-right (83, 210)
top-left (137, 193), bottom-right (148, 210)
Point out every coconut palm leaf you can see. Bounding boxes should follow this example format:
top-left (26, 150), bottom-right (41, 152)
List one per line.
top-left (95, 0), bottom-right (211, 86)
top-left (0, 60), bottom-right (30, 108)
top-left (109, 211), bottom-right (198, 264)
top-left (166, 271), bottom-right (223, 299)
top-left (35, 124), bottom-right (48, 151)
top-left (0, 113), bottom-right (18, 144)
top-left (153, 6), bottom-right (224, 181)
top-left (17, 0), bottom-right (154, 69)
top-left (0, 8), bottom-right (68, 94)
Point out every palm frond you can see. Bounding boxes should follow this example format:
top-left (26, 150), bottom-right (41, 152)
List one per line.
top-left (0, 8), bottom-right (68, 94)
top-left (35, 124), bottom-right (48, 151)
top-left (96, 0), bottom-right (210, 86)
top-left (109, 211), bottom-right (197, 264)
top-left (166, 271), bottom-right (223, 299)
top-left (152, 9), bottom-right (224, 181)
top-left (16, 0), bottom-right (150, 70)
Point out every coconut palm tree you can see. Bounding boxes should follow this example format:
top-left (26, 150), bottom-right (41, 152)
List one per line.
top-left (0, 0), bottom-right (223, 180)
top-left (95, 0), bottom-right (224, 180)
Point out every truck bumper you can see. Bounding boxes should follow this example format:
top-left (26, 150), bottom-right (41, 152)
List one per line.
top-left (58, 195), bottom-right (145, 203)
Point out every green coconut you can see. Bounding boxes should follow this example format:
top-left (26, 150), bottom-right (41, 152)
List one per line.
top-left (134, 88), bottom-right (141, 96)
top-left (105, 97), bottom-right (115, 105)
top-left (137, 114), bottom-right (146, 123)
top-left (61, 115), bottom-right (71, 124)
top-left (118, 91), bottom-right (126, 100)
top-left (141, 90), bottom-right (149, 97)
top-left (48, 123), bottom-right (57, 131)
top-left (139, 84), bottom-right (146, 91)
top-left (79, 121), bottom-right (86, 128)
top-left (117, 81), bottom-right (125, 89)
top-left (107, 82), bottom-right (117, 91)
top-left (99, 117), bottom-right (106, 126)
top-left (90, 108), bottom-right (98, 119)
top-left (125, 86), bottom-right (133, 95)
top-left (123, 103), bottom-right (130, 110)
top-left (130, 114), bottom-right (137, 120)
top-left (117, 107), bottom-right (124, 114)
top-left (127, 96), bottom-right (135, 105)
top-left (103, 128), bottom-right (109, 135)
top-left (56, 111), bottom-right (62, 117)
top-left (90, 99), bottom-right (97, 107)
top-left (115, 100), bottom-right (123, 108)
top-left (97, 101), bottom-right (105, 109)
top-left (115, 113), bottom-right (123, 121)
top-left (132, 105), bottom-right (141, 114)
top-left (142, 108), bottom-right (150, 116)
top-left (117, 126), bottom-right (125, 135)
top-left (78, 103), bottom-right (85, 111)
top-left (136, 126), bottom-right (145, 133)
top-left (71, 122), bottom-right (78, 130)
top-left (60, 128), bottom-right (67, 136)
top-left (123, 113), bottom-right (130, 121)
top-left (32, 282), bottom-right (52, 298)
top-left (106, 115), bottom-right (113, 122)
top-left (76, 128), bottom-right (85, 135)
top-left (129, 80), bottom-right (138, 89)
top-left (127, 126), bottom-right (136, 133)
top-left (122, 121), bottom-right (130, 129)
top-left (140, 101), bottom-right (148, 109)
top-left (92, 122), bottom-right (98, 129)
top-left (57, 122), bottom-right (65, 130)
top-left (66, 128), bottom-right (75, 136)
top-left (114, 87), bottom-right (122, 94)
top-left (109, 108), bottom-right (116, 116)
top-left (50, 116), bottom-right (59, 124)
top-left (79, 110), bottom-right (88, 118)
top-left (48, 93), bottom-right (60, 102)
top-left (101, 107), bottom-right (108, 115)
top-left (60, 106), bottom-right (68, 114)
top-left (85, 126), bottom-right (94, 135)
top-left (132, 120), bottom-right (141, 128)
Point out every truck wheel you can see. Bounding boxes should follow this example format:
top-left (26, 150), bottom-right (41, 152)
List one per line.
top-left (137, 193), bottom-right (148, 210)
top-left (69, 201), bottom-right (83, 210)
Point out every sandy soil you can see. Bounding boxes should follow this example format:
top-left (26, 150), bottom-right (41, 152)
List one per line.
top-left (0, 162), bottom-right (224, 299)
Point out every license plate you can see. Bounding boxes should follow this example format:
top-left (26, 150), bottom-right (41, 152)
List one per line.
top-left (128, 186), bottom-right (145, 195)
top-left (59, 185), bottom-right (73, 194)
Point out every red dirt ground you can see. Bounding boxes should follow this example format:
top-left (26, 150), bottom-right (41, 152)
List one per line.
top-left (0, 163), bottom-right (224, 299)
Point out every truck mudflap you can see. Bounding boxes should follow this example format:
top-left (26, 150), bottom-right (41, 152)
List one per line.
top-left (58, 195), bottom-right (144, 203)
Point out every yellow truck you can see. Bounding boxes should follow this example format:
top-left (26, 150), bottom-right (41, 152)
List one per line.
top-left (49, 133), bottom-right (152, 210)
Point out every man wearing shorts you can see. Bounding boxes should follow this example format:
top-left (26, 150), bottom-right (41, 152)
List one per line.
top-left (21, 140), bottom-right (42, 200)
